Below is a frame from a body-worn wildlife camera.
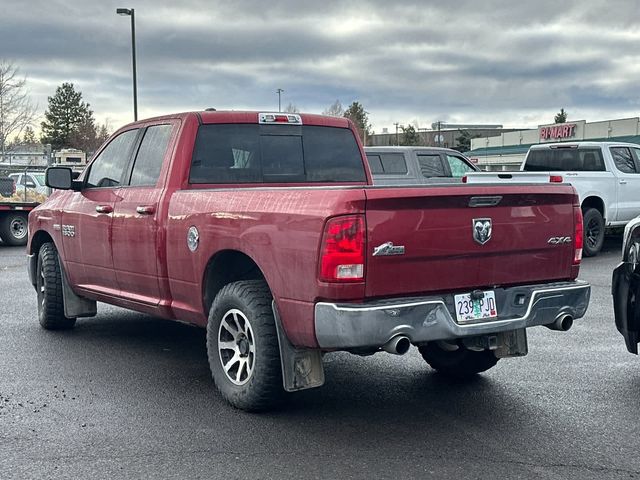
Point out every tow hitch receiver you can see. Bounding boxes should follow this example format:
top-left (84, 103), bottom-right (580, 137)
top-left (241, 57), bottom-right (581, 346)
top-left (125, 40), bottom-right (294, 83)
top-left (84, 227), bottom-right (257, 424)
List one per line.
top-left (462, 329), bottom-right (528, 358)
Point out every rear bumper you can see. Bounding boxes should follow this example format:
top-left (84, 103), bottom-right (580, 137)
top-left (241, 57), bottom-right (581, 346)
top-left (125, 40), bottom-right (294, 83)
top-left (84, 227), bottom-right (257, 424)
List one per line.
top-left (314, 280), bottom-right (590, 349)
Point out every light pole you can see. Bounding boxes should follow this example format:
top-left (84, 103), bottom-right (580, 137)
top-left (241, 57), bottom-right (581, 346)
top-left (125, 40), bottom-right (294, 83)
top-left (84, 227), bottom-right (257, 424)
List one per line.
top-left (117, 8), bottom-right (138, 121)
top-left (393, 122), bottom-right (401, 146)
top-left (276, 88), bottom-right (284, 112)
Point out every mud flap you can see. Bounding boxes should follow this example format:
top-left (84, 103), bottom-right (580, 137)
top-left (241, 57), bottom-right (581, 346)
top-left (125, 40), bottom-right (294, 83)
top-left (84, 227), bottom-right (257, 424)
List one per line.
top-left (58, 258), bottom-right (97, 319)
top-left (272, 301), bottom-right (325, 392)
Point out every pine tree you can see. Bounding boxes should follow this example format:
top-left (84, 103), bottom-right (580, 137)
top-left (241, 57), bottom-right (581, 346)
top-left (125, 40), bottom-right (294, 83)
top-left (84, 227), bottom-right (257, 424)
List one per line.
top-left (554, 108), bottom-right (568, 124)
top-left (41, 83), bottom-right (94, 150)
top-left (343, 101), bottom-right (370, 143)
top-left (401, 125), bottom-right (420, 146)
top-left (22, 125), bottom-right (37, 144)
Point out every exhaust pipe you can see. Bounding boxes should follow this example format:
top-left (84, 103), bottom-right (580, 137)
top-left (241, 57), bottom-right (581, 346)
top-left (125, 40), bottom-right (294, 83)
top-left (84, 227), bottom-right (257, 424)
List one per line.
top-left (546, 314), bottom-right (573, 332)
top-left (382, 335), bottom-right (411, 355)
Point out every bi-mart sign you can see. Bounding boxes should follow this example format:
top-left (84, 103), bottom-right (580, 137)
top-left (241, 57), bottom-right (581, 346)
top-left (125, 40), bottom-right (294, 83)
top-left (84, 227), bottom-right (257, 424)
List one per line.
top-left (539, 123), bottom-right (577, 141)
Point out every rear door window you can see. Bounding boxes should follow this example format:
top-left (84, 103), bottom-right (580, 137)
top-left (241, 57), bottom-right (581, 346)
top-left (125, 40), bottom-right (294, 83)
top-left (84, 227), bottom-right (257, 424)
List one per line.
top-left (129, 124), bottom-right (173, 186)
top-left (417, 154), bottom-right (446, 177)
top-left (610, 147), bottom-right (637, 174)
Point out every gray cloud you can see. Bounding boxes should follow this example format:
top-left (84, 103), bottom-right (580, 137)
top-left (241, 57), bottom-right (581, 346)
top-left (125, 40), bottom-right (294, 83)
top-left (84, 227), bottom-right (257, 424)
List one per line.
top-left (2, 0), bottom-right (640, 133)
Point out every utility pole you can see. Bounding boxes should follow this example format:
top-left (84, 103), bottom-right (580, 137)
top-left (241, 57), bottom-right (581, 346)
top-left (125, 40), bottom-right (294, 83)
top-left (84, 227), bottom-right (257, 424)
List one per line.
top-left (276, 88), bottom-right (284, 112)
top-left (394, 122), bottom-right (400, 146)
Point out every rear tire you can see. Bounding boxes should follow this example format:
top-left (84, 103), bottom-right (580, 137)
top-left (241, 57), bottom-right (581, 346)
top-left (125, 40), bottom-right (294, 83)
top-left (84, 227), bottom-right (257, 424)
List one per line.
top-left (206, 280), bottom-right (284, 411)
top-left (418, 341), bottom-right (499, 378)
top-left (36, 243), bottom-right (76, 330)
top-left (0, 212), bottom-right (28, 246)
top-left (582, 208), bottom-right (604, 257)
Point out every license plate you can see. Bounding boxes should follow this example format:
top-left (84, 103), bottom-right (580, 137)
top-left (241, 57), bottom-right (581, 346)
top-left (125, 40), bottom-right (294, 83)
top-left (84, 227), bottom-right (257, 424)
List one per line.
top-left (454, 290), bottom-right (498, 323)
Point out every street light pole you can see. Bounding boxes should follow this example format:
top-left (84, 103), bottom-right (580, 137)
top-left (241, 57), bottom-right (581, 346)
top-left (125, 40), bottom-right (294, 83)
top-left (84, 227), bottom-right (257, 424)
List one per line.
top-left (117, 8), bottom-right (138, 121)
top-left (394, 122), bottom-right (400, 146)
top-left (276, 88), bottom-right (284, 112)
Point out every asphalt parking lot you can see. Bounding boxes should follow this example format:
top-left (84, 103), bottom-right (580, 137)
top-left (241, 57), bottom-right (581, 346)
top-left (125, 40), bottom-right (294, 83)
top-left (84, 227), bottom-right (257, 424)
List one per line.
top-left (1, 237), bottom-right (639, 479)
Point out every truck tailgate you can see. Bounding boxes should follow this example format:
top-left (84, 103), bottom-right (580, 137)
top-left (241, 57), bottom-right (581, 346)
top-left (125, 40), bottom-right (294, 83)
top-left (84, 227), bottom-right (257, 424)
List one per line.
top-left (364, 184), bottom-right (578, 298)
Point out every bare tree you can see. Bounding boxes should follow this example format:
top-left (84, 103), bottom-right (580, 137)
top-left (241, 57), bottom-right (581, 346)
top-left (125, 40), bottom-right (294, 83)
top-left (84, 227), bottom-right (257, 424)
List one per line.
top-left (284, 103), bottom-right (299, 113)
top-left (0, 61), bottom-right (38, 163)
top-left (322, 99), bottom-right (344, 117)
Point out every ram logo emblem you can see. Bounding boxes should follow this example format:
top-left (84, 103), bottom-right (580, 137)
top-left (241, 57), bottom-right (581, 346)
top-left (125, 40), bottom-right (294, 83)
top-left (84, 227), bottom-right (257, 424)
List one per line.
top-left (473, 218), bottom-right (492, 245)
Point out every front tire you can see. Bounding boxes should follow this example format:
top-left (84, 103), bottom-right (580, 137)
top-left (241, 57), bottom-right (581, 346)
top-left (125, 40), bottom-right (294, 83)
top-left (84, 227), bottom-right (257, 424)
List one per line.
top-left (418, 341), bottom-right (499, 378)
top-left (0, 212), bottom-right (28, 246)
top-left (36, 243), bottom-right (76, 330)
top-left (206, 280), bottom-right (284, 411)
top-left (582, 208), bottom-right (604, 257)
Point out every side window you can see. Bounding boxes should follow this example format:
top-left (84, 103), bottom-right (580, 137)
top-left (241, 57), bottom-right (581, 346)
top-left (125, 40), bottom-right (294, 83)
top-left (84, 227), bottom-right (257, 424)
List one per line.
top-left (86, 130), bottom-right (139, 188)
top-left (380, 154), bottom-right (407, 174)
top-left (129, 125), bottom-right (173, 186)
top-left (365, 153), bottom-right (406, 174)
top-left (417, 154), bottom-right (446, 177)
top-left (366, 154), bottom-right (384, 174)
top-left (611, 147), bottom-right (637, 174)
top-left (446, 155), bottom-right (474, 177)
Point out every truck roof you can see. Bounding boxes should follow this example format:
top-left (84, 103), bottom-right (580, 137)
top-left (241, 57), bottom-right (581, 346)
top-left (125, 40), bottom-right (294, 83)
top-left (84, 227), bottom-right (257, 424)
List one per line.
top-left (530, 141), bottom-right (640, 149)
top-left (119, 111), bottom-right (351, 129)
top-left (364, 146), bottom-right (468, 156)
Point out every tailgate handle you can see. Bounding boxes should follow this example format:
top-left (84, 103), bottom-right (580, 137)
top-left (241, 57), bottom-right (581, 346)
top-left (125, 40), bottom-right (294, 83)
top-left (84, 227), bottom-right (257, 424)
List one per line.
top-left (469, 196), bottom-right (502, 207)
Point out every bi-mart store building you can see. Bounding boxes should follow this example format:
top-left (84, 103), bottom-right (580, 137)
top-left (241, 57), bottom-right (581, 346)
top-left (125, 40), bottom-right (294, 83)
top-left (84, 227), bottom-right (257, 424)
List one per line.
top-left (467, 117), bottom-right (640, 171)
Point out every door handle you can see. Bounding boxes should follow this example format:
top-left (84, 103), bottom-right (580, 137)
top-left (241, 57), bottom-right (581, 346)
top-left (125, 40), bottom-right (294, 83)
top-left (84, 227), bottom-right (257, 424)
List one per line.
top-left (620, 179), bottom-right (628, 185)
top-left (136, 205), bottom-right (156, 215)
top-left (95, 205), bottom-right (113, 214)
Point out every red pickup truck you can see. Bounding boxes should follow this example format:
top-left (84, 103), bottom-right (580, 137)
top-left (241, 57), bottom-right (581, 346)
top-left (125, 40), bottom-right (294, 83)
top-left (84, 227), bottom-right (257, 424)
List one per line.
top-left (27, 111), bottom-right (590, 411)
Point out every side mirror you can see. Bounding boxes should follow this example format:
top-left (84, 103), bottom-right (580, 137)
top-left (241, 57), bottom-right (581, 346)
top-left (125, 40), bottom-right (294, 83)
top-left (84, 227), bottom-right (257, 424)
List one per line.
top-left (46, 167), bottom-right (80, 190)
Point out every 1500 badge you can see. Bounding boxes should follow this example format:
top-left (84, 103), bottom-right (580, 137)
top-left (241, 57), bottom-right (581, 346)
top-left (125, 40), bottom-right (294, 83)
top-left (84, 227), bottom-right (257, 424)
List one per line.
top-left (62, 225), bottom-right (75, 237)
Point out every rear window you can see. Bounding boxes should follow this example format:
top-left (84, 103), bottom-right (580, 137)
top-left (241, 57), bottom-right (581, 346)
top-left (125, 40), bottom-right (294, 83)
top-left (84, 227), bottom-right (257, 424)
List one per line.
top-left (189, 124), bottom-right (366, 184)
top-left (365, 153), bottom-right (408, 174)
top-left (524, 148), bottom-right (605, 171)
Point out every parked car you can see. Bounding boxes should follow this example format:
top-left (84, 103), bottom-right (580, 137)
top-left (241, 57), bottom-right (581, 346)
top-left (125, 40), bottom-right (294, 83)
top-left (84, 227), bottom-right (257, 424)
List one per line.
top-left (28, 111), bottom-right (590, 411)
top-left (612, 216), bottom-right (640, 354)
top-left (521, 141), bottom-right (640, 256)
top-left (9, 172), bottom-right (48, 195)
top-left (364, 146), bottom-right (479, 185)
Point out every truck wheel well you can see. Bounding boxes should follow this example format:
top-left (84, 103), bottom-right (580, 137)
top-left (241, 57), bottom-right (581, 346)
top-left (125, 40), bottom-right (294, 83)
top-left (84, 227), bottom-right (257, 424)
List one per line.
top-left (202, 250), bottom-right (265, 315)
top-left (581, 197), bottom-right (605, 220)
top-left (30, 230), bottom-right (54, 256)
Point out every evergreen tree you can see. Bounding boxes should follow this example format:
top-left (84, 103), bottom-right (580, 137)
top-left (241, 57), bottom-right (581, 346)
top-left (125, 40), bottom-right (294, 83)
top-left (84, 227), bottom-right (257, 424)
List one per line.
top-left (401, 125), bottom-right (420, 146)
top-left (41, 83), bottom-right (94, 150)
top-left (343, 101), bottom-right (370, 143)
top-left (22, 125), bottom-right (37, 145)
top-left (554, 108), bottom-right (568, 124)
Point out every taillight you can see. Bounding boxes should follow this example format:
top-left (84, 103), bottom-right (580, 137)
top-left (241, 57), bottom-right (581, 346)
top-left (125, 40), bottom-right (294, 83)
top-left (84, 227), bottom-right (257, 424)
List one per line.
top-left (550, 175), bottom-right (563, 183)
top-left (574, 207), bottom-right (583, 265)
top-left (319, 215), bottom-right (365, 282)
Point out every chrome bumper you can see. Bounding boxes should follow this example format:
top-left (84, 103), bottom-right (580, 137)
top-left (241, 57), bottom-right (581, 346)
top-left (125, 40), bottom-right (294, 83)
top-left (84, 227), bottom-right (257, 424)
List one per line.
top-left (314, 281), bottom-right (591, 349)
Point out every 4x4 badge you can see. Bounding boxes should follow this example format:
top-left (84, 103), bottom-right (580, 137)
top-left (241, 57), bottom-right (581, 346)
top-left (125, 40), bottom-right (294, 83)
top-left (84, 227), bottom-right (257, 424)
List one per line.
top-left (473, 218), bottom-right (492, 245)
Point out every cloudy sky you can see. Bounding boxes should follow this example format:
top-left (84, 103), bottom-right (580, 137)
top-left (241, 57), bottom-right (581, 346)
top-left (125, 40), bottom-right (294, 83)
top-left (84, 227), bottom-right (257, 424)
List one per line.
top-left (3, 0), bottom-right (640, 135)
